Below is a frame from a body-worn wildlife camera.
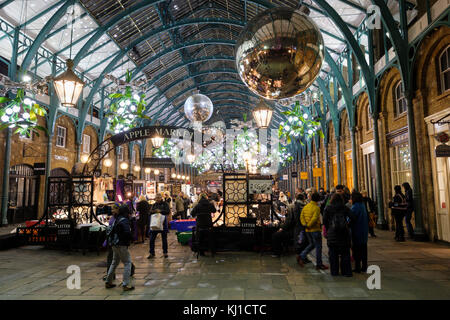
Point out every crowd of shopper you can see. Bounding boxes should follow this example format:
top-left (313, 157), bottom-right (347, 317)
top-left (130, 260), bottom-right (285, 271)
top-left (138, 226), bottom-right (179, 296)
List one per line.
top-left (272, 182), bottom-right (415, 276)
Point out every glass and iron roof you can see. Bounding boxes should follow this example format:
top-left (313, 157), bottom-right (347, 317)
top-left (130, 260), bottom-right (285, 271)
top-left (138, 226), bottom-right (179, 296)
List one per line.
top-left (0, 0), bottom-right (418, 128)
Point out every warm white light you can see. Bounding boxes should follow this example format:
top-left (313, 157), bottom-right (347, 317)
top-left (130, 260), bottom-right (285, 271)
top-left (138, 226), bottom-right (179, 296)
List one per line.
top-left (134, 165), bottom-right (141, 172)
top-left (252, 100), bottom-right (273, 128)
top-left (120, 162), bottom-right (129, 170)
top-left (53, 59), bottom-right (85, 107)
top-left (80, 154), bottom-right (89, 163)
top-left (22, 75), bottom-right (31, 82)
top-left (187, 154), bottom-right (195, 163)
top-left (151, 135), bottom-right (164, 148)
top-left (171, 173), bottom-right (176, 178)
top-left (154, 169), bottom-right (160, 175)
top-left (103, 158), bottom-right (112, 167)
top-left (145, 168), bottom-right (151, 174)
top-left (182, 175), bottom-right (186, 180)
top-left (177, 174), bottom-right (181, 179)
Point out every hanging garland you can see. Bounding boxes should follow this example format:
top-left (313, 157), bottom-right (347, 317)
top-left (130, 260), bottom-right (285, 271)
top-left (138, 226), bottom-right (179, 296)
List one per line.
top-left (278, 101), bottom-right (323, 144)
top-left (105, 70), bottom-right (150, 133)
top-left (0, 89), bottom-right (47, 137)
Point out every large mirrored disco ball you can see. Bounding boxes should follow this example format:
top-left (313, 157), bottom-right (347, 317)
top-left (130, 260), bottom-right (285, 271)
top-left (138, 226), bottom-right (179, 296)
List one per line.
top-left (236, 7), bottom-right (324, 100)
top-left (184, 93), bottom-right (214, 122)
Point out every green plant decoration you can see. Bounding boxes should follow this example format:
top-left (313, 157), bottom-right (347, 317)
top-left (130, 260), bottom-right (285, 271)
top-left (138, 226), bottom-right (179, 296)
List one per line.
top-left (278, 101), bottom-right (323, 145)
top-left (0, 89), bottom-right (47, 137)
top-left (105, 70), bottom-right (150, 133)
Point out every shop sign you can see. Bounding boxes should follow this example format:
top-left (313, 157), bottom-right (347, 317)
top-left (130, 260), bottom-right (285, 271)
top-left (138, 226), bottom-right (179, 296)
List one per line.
top-left (33, 162), bottom-right (46, 175)
top-left (313, 167), bottom-right (322, 177)
top-left (159, 174), bottom-right (165, 182)
top-left (291, 171), bottom-right (298, 178)
top-left (54, 155), bottom-right (68, 162)
top-left (142, 157), bottom-right (175, 168)
top-left (435, 144), bottom-right (450, 158)
top-left (249, 179), bottom-right (272, 194)
top-left (300, 172), bottom-right (308, 180)
top-left (282, 174), bottom-right (288, 180)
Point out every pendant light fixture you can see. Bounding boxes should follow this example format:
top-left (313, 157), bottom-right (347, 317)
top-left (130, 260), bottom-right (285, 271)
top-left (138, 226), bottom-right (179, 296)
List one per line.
top-left (151, 135), bottom-right (164, 149)
top-left (53, 6), bottom-right (84, 108)
top-left (252, 99), bottom-right (273, 129)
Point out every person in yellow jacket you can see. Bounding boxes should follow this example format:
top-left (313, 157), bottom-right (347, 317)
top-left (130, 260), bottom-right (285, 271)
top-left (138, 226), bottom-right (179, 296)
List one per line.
top-left (297, 192), bottom-right (329, 270)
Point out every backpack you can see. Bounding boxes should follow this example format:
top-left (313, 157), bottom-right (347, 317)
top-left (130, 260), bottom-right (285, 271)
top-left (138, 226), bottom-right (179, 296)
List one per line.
top-left (106, 216), bottom-right (125, 246)
top-left (330, 213), bottom-right (350, 235)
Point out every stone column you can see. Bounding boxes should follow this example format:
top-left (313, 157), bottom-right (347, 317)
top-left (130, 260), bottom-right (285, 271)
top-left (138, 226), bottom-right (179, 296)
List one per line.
top-left (405, 93), bottom-right (427, 240)
top-left (325, 142), bottom-right (330, 192)
top-left (373, 113), bottom-right (388, 229)
top-left (336, 136), bottom-right (342, 185)
top-left (350, 127), bottom-right (358, 191)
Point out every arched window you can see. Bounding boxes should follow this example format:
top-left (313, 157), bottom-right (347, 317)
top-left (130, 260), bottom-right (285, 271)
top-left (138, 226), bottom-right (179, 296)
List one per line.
top-left (439, 45), bottom-right (450, 93)
top-left (394, 81), bottom-right (407, 117)
top-left (367, 106), bottom-right (373, 130)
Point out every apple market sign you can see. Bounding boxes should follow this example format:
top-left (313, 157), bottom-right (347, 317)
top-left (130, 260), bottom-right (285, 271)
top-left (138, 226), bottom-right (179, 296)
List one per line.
top-left (110, 126), bottom-right (194, 147)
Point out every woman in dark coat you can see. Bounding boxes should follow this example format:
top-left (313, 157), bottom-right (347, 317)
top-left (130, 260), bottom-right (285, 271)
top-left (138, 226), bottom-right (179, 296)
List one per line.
top-left (390, 185), bottom-right (407, 242)
top-left (191, 194), bottom-right (217, 256)
top-left (323, 194), bottom-right (355, 277)
top-left (136, 195), bottom-right (150, 243)
top-left (350, 192), bottom-right (369, 273)
top-left (148, 193), bottom-right (170, 259)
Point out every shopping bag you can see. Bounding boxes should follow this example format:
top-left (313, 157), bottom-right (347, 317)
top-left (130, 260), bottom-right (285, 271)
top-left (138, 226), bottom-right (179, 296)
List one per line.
top-left (150, 213), bottom-right (164, 231)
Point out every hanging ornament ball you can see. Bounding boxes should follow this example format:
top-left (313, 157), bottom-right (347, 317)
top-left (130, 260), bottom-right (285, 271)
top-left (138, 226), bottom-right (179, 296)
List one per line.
top-left (235, 7), bottom-right (324, 100)
top-left (184, 93), bottom-right (214, 122)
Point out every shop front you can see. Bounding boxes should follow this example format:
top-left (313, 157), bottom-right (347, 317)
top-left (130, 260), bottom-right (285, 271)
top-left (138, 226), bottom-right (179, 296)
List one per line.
top-left (360, 141), bottom-right (376, 201)
top-left (425, 109), bottom-right (450, 242)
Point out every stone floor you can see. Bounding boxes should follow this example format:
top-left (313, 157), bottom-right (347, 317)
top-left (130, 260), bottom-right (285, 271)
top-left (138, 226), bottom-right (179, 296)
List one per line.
top-left (0, 229), bottom-right (449, 300)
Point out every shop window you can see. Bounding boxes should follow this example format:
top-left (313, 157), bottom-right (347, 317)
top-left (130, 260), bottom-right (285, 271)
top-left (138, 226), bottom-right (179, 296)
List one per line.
top-left (82, 134), bottom-right (90, 154)
top-left (394, 81), bottom-right (407, 117)
top-left (56, 126), bottom-right (66, 148)
top-left (439, 45), bottom-right (450, 93)
top-left (390, 142), bottom-right (412, 187)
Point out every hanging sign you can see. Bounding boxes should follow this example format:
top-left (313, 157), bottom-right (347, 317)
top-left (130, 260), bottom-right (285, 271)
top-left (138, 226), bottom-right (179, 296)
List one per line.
top-left (291, 171), bottom-right (298, 178)
top-left (142, 157), bottom-right (175, 168)
top-left (313, 168), bottom-right (322, 177)
top-left (435, 144), bottom-right (450, 157)
top-left (300, 172), bottom-right (308, 180)
top-left (282, 174), bottom-right (288, 180)
top-left (33, 163), bottom-right (46, 175)
top-left (110, 126), bottom-right (194, 147)
top-left (249, 179), bottom-right (272, 194)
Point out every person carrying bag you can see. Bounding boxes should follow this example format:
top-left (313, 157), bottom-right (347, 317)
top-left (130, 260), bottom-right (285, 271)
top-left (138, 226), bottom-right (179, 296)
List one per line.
top-left (148, 193), bottom-right (170, 259)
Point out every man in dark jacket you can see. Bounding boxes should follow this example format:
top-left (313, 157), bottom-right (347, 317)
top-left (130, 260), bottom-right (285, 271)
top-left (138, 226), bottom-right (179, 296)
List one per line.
top-left (105, 205), bottom-right (134, 291)
top-left (322, 194), bottom-right (355, 277)
top-left (191, 194), bottom-right (217, 256)
top-left (148, 193), bottom-right (171, 259)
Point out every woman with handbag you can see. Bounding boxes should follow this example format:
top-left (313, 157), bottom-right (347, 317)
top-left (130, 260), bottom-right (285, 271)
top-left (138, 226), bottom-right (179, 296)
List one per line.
top-left (148, 193), bottom-right (170, 259)
top-left (390, 185), bottom-right (407, 242)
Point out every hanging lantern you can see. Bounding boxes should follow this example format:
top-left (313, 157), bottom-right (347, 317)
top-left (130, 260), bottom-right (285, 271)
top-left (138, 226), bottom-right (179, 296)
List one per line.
top-left (154, 169), bottom-right (160, 175)
top-left (53, 59), bottom-right (85, 107)
top-left (145, 168), bottom-right (151, 174)
top-left (80, 154), bottom-right (89, 163)
top-left (184, 93), bottom-right (214, 122)
top-left (134, 165), bottom-right (141, 172)
top-left (151, 135), bottom-right (164, 148)
top-left (252, 99), bottom-right (273, 128)
top-left (235, 7), bottom-right (324, 99)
